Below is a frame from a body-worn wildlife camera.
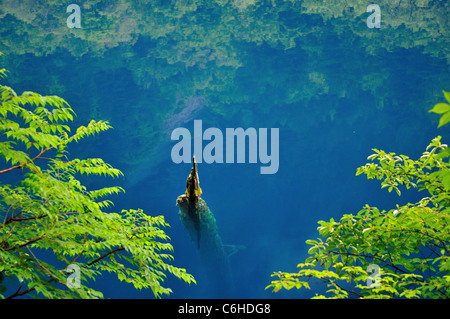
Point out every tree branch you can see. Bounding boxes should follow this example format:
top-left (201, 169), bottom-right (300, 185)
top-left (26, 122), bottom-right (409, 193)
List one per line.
top-left (86, 246), bottom-right (125, 267)
top-left (0, 147), bottom-right (50, 174)
top-left (5, 236), bottom-right (44, 251)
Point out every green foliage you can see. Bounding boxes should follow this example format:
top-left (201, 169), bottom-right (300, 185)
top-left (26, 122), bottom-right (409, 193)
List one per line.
top-left (429, 90), bottom-right (450, 128)
top-left (267, 93), bottom-right (450, 298)
top-left (0, 69), bottom-right (195, 298)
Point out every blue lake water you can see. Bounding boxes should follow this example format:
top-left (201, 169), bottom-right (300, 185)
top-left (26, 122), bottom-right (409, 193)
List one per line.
top-left (0, 1), bottom-right (449, 299)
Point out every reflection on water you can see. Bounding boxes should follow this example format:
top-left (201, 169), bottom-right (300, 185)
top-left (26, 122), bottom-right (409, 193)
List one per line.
top-left (0, 0), bottom-right (449, 298)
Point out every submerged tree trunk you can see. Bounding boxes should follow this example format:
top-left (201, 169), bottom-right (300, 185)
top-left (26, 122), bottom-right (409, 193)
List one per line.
top-left (176, 156), bottom-right (235, 296)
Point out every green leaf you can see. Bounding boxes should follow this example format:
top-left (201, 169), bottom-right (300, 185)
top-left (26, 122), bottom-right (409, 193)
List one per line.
top-left (429, 102), bottom-right (450, 114)
top-left (438, 111), bottom-right (450, 128)
top-left (444, 90), bottom-right (450, 104)
top-left (437, 147), bottom-right (450, 159)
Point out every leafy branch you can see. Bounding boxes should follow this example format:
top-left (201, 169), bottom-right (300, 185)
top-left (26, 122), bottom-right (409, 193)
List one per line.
top-left (0, 64), bottom-right (195, 299)
top-left (267, 91), bottom-right (450, 299)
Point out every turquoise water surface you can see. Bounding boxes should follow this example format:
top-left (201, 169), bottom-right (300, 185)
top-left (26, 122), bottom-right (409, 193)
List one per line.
top-left (0, 0), bottom-right (449, 299)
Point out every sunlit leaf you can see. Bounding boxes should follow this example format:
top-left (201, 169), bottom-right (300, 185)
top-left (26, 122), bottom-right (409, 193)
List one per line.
top-left (438, 111), bottom-right (450, 128)
top-left (429, 102), bottom-right (450, 114)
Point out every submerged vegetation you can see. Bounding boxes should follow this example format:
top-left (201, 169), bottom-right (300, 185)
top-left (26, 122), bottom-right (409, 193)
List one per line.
top-left (267, 92), bottom-right (450, 298)
top-left (0, 0), bottom-right (448, 172)
top-left (0, 63), bottom-right (195, 299)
